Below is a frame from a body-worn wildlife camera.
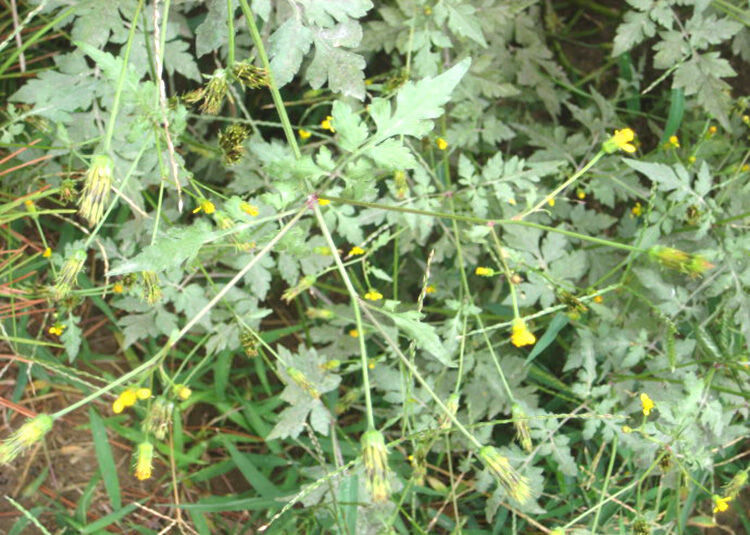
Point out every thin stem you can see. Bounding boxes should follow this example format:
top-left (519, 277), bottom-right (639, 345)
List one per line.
top-left (54, 205), bottom-right (307, 419)
top-left (102, 0), bottom-right (144, 153)
top-left (490, 227), bottom-right (519, 317)
top-left (324, 195), bottom-right (644, 254)
top-left (313, 206), bottom-right (375, 430)
top-left (513, 151), bottom-right (603, 221)
top-left (238, 0), bottom-right (302, 161)
top-left (591, 435), bottom-right (617, 534)
top-left (227, 0), bottom-right (235, 65)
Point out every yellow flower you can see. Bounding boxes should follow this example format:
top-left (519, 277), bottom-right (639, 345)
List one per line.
top-left (349, 246), bottom-right (365, 256)
top-left (593, 295), bottom-right (603, 304)
top-left (603, 128), bottom-right (636, 154)
top-left (112, 398), bottom-right (125, 414)
top-left (577, 189), bottom-right (586, 200)
top-left (743, 115), bottom-right (749, 125)
top-left (368, 359), bottom-right (376, 370)
top-left (136, 388), bottom-right (152, 400)
top-left (668, 135), bottom-right (680, 148)
top-left (713, 495), bottom-right (732, 513)
top-left (192, 200), bottom-right (215, 215)
top-left (361, 430), bottom-right (391, 503)
top-left (176, 385), bottom-right (192, 400)
top-left (318, 198), bottom-right (330, 206)
top-left (48, 324), bottom-right (65, 336)
top-left (508, 198), bottom-right (517, 206)
top-left (24, 199), bottom-right (34, 208)
top-left (298, 129), bottom-right (311, 140)
top-left (364, 289), bottom-right (383, 301)
top-left (547, 197), bottom-right (555, 207)
top-left (742, 164), bottom-right (750, 172)
top-left (321, 115), bottom-right (335, 132)
top-left (688, 155), bottom-right (696, 164)
top-left (425, 284), bottom-right (436, 294)
top-left (42, 247), bottom-right (52, 258)
top-left (475, 266), bottom-right (495, 277)
top-left (631, 202), bottom-right (643, 217)
top-left (119, 389), bottom-right (137, 408)
top-left (240, 202), bottom-right (259, 216)
top-left (708, 125), bottom-right (717, 135)
top-left (112, 282), bottom-right (124, 294)
top-left (640, 392), bottom-right (654, 416)
top-left (134, 442), bottom-right (154, 481)
top-left (511, 318), bottom-right (536, 348)
top-left (349, 329), bottom-right (359, 338)
top-left (436, 137), bottom-right (448, 150)
top-left (621, 425), bottom-right (633, 433)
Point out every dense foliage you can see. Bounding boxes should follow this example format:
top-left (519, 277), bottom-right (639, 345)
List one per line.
top-left (1, 0), bottom-right (749, 533)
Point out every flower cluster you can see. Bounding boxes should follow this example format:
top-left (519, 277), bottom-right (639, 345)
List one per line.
top-left (112, 387), bottom-right (151, 414)
top-left (511, 318), bottom-right (536, 347)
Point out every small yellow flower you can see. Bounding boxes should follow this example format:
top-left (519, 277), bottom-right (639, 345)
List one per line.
top-left (318, 198), bottom-right (330, 206)
top-left (508, 198), bottom-right (517, 206)
top-left (112, 282), bottom-right (124, 294)
top-left (349, 329), bottom-right (359, 338)
top-left (48, 324), bottom-right (65, 336)
top-left (475, 266), bottom-right (495, 277)
top-left (134, 442), bottom-right (154, 481)
top-left (577, 189), bottom-right (586, 200)
top-left (119, 389), bottom-right (137, 408)
top-left (364, 289), bottom-right (383, 301)
top-left (688, 155), bottom-right (696, 164)
top-left (713, 495), bottom-right (732, 513)
top-left (424, 6), bottom-right (432, 15)
top-left (668, 135), bottom-right (680, 148)
top-left (436, 137), bottom-right (448, 150)
top-left (511, 318), bottom-right (536, 348)
top-left (603, 128), bottom-right (637, 154)
top-left (321, 115), bottom-right (335, 132)
top-left (640, 392), bottom-right (655, 416)
top-left (240, 202), bottom-right (259, 216)
top-left (368, 359), bottom-right (376, 370)
top-left (176, 385), bottom-right (192, 400)
top-left (112, 398), bottom-right (125, 414)
top-left (24, 199), bottom-right (34, 208)
top-left (192, 200), bottom-right (215, 215)
top-left (631, 202), bottom-right (643, 217)
top-left (708, 125), bottom-right (717, 135)
top-left (547, 197), bottom-right (555, 207)
top-left (42, 247), bottom-right (52, 258)
top-left (349, 245), bottom-right (365, 256)
top-left (425, 284), bottom-right (436, 294)
top-left (621, 425), bottom-right (633, 433)
top-left (593, 295), bottom-right (603, 304)
top-left (136, 388), bottom-right (152, 400)
top-left (743, 115), bottom-right (750, 125)
top-left (742, 164), bottom-right (750, 172)
top-left (298, 129), bottom-right (311, 140)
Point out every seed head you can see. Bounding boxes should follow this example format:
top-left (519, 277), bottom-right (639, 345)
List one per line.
top-left (142, 397), bottom-right (174, 440)
top-left (512, 403), bottom-right (533, 452)
top-left (52, 249), bottom-right (86, 300)
top-left (361, 430), bottom-right (391, 503)
top-left (478, 445), bottom-right (530, 503)
top-left (230, 60), bottom-right (269, 89)
top-left (0, 414), bottom-right (54, 464)
top-left (648, 246), bottom-right (714, 277)
top-left (78, 154), bottom-right (114, 227)
top-left (134, 441), bottom-right (154, 480)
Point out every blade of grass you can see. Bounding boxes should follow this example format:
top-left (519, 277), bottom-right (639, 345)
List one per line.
top-left (88, 407), bottom-right (122, 509)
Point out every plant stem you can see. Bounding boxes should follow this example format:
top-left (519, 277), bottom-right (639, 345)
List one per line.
top-left (238, 0), bottom-right (302, 161)
top-left (313, 206), bottom-right (376, 430)
top-left (227, 0), bottom-right (235, 66)
top-left (102, 0), bottom-right (144, 153)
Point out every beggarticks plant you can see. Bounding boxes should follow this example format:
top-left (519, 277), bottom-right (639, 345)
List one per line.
top-left (5, 0), bottom-right (750, 532)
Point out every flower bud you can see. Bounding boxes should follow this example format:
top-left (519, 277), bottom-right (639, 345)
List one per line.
top-left (79, 154), bottom-right (114, 227)
top-left (512, 403), bottom-right (532, 452)
top-left (52, 249), bottom-right (86, 300)
top-left (134, 441), bottom-right (154, 480)
top-left (0, 414), bottom-right (54, 464)
top-left (478, 445), bottom-right (530, 503)
top-left (361, 430), bottom-right (391, 503)
top-left (286, 367), bottom-right (320, 399)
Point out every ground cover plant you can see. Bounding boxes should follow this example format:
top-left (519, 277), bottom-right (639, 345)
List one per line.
top-left (1, 0), bottom-right (749, 533)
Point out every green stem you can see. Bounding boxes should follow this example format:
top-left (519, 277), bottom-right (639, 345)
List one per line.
top-left (591, 435), bottom-right (617, 534)
top-left (238, 0), bottom-right (302, 161)
top-left (515, 151), bottom-right (603, 220)
top-left (324, 195), bottom-right (644, 254)
top-left (102, 0), bottom-right (144, 153)
top-left (227, 0), bottom-right (235, 65)
top-left (490, 227), bottom-right (519, 317)
top-left (313, 206), bottom-right (375, 430)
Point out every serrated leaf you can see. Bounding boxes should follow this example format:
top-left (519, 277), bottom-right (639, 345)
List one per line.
top-left (298, 0), bottom-right (373, 27)
top-left (612, 11), bottom-right (654, 56)
top-left (269, 19), bottom-right (313, 87)
top-left (331, 101), bottom-right (368, 151)
top-left (370, 58), bottom-right (471, 142)
top-left (365, 139), bottom-right (417, 169)
top-left (71, 0), bottom-right (134, 48)
top-left (61, 315), bottom-right (82, 363)
top-left (307, 22), bottom-right (367, 99)
top-left (195, 0), bottom-right (228, 57)
top-left (108, 222), bottom-right (216, 276)
top-left (447, 4), bottom-right (487, 47)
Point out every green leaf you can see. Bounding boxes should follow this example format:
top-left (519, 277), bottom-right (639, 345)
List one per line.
top-left (524, 313), bottom-right (569, 365)
top-left (447, 4), bottom-right (487, 47)
top-left (108, 221), bottom-right (216, 276)
top-left (370, 58), bottom-right (471, 142)
top-left (195, 0), bottom-right (228, 57)
top-left (71, 0), bottom-right (134, 48)
top-left (386, 310), bottom-right (455, 367)
top-left (222, 438), bottom-right (282, 498)
top-left (331, 101), bottom-right (368, 151)
top-left (612, 11), bottom-right (654, 56)
top-left (298, 0), bottom-right (373, 26)
top-left (61, 315), bottom-right (82, 362)
top-left (269, 19), bottom-right (313, 87)
top-left (307, 22), bottom-right (367, 99)
top-left (88, 408), bottom-right (122, 510)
